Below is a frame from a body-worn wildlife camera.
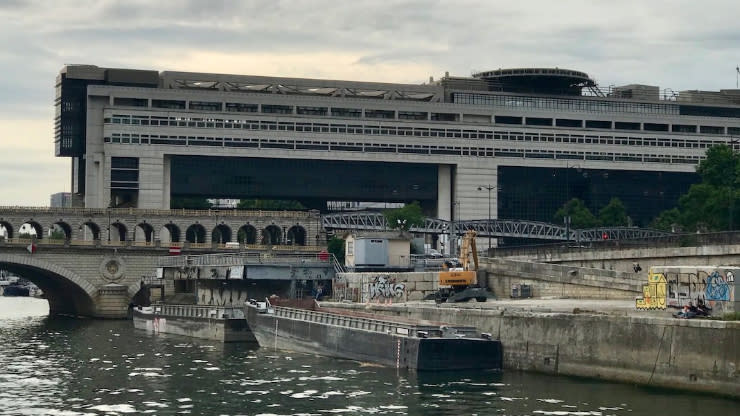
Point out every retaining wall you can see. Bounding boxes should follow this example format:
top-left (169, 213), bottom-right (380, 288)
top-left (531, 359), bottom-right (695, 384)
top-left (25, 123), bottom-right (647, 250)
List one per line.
top-left (331, 303), bottom-right (739, 398)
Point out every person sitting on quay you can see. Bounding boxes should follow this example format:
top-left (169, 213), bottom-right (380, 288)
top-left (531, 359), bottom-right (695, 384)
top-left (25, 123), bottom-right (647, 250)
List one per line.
top-left (674, 302), bottom-right (698, 319)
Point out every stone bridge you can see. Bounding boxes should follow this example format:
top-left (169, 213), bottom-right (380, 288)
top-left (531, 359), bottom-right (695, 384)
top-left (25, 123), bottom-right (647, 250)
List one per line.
top-left (0, 241), bottom-right (335, 318)
top-left (0, 206), bottom-right (323, 246)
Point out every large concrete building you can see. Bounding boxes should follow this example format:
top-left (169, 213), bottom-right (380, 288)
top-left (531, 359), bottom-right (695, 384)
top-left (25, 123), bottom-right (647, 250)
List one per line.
top-left (55, 65), bottom-right (740, 226)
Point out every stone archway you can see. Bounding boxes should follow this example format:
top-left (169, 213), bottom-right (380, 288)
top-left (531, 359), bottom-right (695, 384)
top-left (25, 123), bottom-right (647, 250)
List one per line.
top-left (287, 225), bottom-right (307, 246)
top-left (0, 220), bottom-right (14, 239)
top-left (212, 224), bottom-right (232, 243)
top-left (135, 222), bottom-right (154, 244)
top-left (19, 220), bottom-right (43, 238)
top-left (262, 225), bottom-right (282, 245)
top-left (109, 222), bottom-right (126, 242)
top-left (186, 224), bottom-right (206, 243)
top-left (81, 221), bottom-right (102, 241)
top-left (237, 224), bottom-right (257, 244)
top-left (0, 253), bottom-right (97, 316)
top-left (51, 221), bottom-right (72, 240)
top-left (160, 223), bottom-right (181, 243)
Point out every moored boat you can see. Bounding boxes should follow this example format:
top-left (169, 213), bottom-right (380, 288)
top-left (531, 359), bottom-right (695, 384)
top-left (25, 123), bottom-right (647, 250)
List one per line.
top-left (244, 298), bottom-right (503, 371)
top-left (133, 304), bottom-right (256, 343)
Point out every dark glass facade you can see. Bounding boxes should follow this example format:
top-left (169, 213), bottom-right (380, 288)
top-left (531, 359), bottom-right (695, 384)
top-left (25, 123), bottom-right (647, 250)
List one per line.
top-left (497, 166), bottom-right (699, 227)
top-left (170, 156), bottom-right (439, 211)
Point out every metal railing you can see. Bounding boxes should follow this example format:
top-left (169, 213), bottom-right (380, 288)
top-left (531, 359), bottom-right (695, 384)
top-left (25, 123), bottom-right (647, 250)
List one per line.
top-left (157, 251), bottom-right (336, 267)
top-left (490, 230), bottom-right (740, 258)
top-left (0, 206), bottom-right (317, 219)
top-left (147, 304), bottom-right (245, 319)
top-left (273, 304), bottom-right (417, 335)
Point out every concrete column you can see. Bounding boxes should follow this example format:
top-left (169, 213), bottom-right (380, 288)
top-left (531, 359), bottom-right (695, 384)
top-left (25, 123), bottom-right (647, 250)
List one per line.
top-left (162, 155), bottom-right (171, 209)
top-left (95, 284), bottom-right (130, 318)
top-left (137, 155), bottom-right (167, 209)
top-left (437, 165), bottom-right (452, 221)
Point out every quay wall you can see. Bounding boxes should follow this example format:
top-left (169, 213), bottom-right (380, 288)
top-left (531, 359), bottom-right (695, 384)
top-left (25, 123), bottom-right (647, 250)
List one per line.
top-left (331, 303), bottom-right (740, 398)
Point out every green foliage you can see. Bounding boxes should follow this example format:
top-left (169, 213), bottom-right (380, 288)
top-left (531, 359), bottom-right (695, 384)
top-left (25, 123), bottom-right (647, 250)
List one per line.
top-left (170, 197), bottom-right (213, 209)
top-left (645, 144), bottom-right (740, 232)
top-left (598, 197), bottom-right (628, 227)
top-left (696, 144), bottom-right (738, 188)
top-left (383, 201), bottom-right (425, 231)
top-left (327, 236), bottom-right (345, 264)
top-left (237, 199), bottom-right (305, 210)
top-left (18, 232), bottom-right (36, 239)
top-left (49, 229), bottom-right (67, 240)
top-left (650, 208), bottom-right (681, 232)
top-left (554, 198), bottom-right (600, 228)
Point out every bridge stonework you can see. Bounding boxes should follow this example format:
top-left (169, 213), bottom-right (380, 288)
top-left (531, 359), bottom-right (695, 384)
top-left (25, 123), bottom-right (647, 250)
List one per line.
top-left (0, 244), bottom-right (161, 318)
top-left (0, 207), bottom-right (322, 246)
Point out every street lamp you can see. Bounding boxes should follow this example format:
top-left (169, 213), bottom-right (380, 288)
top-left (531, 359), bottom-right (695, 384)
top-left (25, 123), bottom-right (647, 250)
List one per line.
top-left (477, 185), bottom-right (496, 252)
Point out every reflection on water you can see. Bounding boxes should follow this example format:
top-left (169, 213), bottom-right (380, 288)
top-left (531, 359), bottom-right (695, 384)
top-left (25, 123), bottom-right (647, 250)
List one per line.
top-left (0, 297), bottom-right (736, 415)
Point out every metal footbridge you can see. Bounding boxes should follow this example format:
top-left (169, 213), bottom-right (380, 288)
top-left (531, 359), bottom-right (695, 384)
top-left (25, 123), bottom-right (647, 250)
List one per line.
top-left (321, 211), bottom-right (670, 242)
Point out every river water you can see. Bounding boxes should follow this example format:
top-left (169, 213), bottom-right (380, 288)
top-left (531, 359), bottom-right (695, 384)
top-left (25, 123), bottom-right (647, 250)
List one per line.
top-left (0, 297), bottom-right (736, 415)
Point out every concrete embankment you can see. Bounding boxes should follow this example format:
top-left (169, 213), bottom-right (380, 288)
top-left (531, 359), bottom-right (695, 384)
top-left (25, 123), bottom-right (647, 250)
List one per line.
top-left (328, 302), bottom-right (740, 398)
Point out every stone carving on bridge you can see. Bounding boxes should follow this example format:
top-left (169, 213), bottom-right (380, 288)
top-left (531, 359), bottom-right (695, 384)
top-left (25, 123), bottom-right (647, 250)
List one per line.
top-left (100, 256), bottom-right (126, 282)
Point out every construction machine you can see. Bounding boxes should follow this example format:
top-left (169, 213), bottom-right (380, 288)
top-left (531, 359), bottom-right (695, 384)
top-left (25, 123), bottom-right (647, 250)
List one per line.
top-left (435, 230), bottom-right (491, 303)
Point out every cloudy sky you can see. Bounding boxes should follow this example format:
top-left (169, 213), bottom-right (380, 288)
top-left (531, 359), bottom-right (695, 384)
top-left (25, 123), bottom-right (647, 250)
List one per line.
top-left (1, 0), bottom-right (739, 206)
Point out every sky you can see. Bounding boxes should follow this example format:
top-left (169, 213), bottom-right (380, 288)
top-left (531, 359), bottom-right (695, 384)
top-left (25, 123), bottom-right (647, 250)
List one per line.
top-left (1, 0), bottom-right (739, 206)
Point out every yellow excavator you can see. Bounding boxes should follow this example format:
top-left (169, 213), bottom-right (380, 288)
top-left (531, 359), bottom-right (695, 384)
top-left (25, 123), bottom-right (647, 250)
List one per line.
top-left (435, 230), bottom-right (491, 303)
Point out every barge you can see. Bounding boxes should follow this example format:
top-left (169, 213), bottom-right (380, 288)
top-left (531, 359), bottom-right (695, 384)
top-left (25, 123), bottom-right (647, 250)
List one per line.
top-left (244, 298), bottom-right (503, 371)
top-left (133, 304), bottom-right (256, 343)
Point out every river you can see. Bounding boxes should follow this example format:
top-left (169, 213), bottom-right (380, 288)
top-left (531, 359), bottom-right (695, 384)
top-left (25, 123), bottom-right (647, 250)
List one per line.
top-left (0, 297), bottom-right (736, 415)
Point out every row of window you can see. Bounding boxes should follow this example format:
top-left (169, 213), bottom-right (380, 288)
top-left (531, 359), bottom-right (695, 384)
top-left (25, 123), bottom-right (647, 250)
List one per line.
top-left (103, 133), bottom-right (703, 165)
top-left (105, 116), bottom-right (729, 150)
top-left (105, 112), bottom-right (740, 137)
top-left (454, 93), bottom-right (680, 115)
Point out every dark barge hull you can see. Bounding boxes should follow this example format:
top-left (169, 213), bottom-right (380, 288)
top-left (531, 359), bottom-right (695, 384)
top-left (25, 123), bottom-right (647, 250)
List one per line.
top-left (245, 300), bottom-right (502, 371)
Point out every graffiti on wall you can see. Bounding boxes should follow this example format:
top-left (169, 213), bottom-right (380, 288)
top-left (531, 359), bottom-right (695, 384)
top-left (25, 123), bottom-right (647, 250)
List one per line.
top-left (367, 275), bottom-right (406, 302)
top-left (705, 271), bottom-right (731, 301)
top-left (635, 272), bottom-right (667, 310)
top-left (199, 282), bottom-right (250, 306)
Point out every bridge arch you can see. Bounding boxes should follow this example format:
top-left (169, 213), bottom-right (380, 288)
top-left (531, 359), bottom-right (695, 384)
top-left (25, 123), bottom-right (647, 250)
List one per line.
top-left (80, 221), bottom-right (102, 241)
top-left (0, 221), bottom-right (14, 239)
top-left (262, 224), bottom-right (282, 245)
top-left (287, 225), bottom-right (306, 246)
top-left (186, 223), bottom-right (206, 243)
top-left (0, 253), bottom-right (97, 316)
top-left (110, 222), bottom-right (126, 241)
top-left (52, 221), bottom-right (72, 240)
top-left (135, 222), bottom-right (154, 243)
top-left (20, 220), bottom-right (43, 237)
top-left (160, 223), bottom-right (181, 243)
top-left (238, 224), bottom-right (257, 244)
top-left (212, 224), bottom-right (232, 243)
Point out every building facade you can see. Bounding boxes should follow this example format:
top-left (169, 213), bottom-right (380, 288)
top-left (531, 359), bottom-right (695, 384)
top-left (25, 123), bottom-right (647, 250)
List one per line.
top-left (55, 65), bottom-right (740, 226)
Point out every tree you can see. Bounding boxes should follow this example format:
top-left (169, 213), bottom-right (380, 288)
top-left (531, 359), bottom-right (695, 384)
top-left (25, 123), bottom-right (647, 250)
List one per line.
top-left (237, 199), bottom-right (305, 210)
top-left (383, 201), bottom-right (425, 231)
top-left (554, 198), bottom-right (600, 228)
top-left (49, 229), bottom-right (67, 240)
top-left (327, 235), bottom-right (345, 264)
top-left (650, 208), bottom-right (681, 232)
top-left (696, 144), bottom-right (739, 188)
top-left (598, 197), bottom-right (629, 227)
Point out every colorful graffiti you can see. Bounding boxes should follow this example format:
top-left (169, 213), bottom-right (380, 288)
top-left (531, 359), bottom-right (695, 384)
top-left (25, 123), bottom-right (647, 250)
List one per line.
top-left (368, 275), bottom-right (406, 301)
top-left (705, 271), bottom-right (731, 301)
top-left (635, 272), bottom-right (667, 310)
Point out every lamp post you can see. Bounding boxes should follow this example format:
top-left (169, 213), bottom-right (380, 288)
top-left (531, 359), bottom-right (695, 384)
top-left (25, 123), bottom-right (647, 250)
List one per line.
top-left (477, 185), bottom-right (496, 252)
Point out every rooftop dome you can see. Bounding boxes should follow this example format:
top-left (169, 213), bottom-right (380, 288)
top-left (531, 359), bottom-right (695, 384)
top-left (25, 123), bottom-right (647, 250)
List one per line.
top-left (472, 68), bottom-right (596, 96)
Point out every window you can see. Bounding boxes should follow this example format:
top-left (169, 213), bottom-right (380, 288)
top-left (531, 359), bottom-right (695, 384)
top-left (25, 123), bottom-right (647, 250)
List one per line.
top-left (398, 111), bottom-right (427, 120)
top-left (189, 101), bottom-right (222, 111)
top-left (262, 104), bottom-right (293, 114)
top-left (431, 112), bottom-right (457, 122)
top-left (700, 126), bottom-right (725, 135)
top-left (226, 103), bottom-right (258, 113)
top-left (644, 123), bottom-right (669, 132)
top-left (113, 97), bottom-right (148, 107)
top-left (615, 121), bottom-right (640, 130)
top-left (494, 116), bottom-right (522, 125)
top-left (526, 117), bottom-right (552, 126)
top-left (152, 99), bottom-right (186, 109)
top-left (365, 109), bottom-right (395, 119)
top-left (585, 120), bottom-right (612, 129)
top-left (331, 108), bottom-right (361, 118)
top-left (556, 119), bottom-right (583, 128)
top-left (297, 106), bottom-right (328, 116)
top-left (672, 124), bottom-right (697, 133)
